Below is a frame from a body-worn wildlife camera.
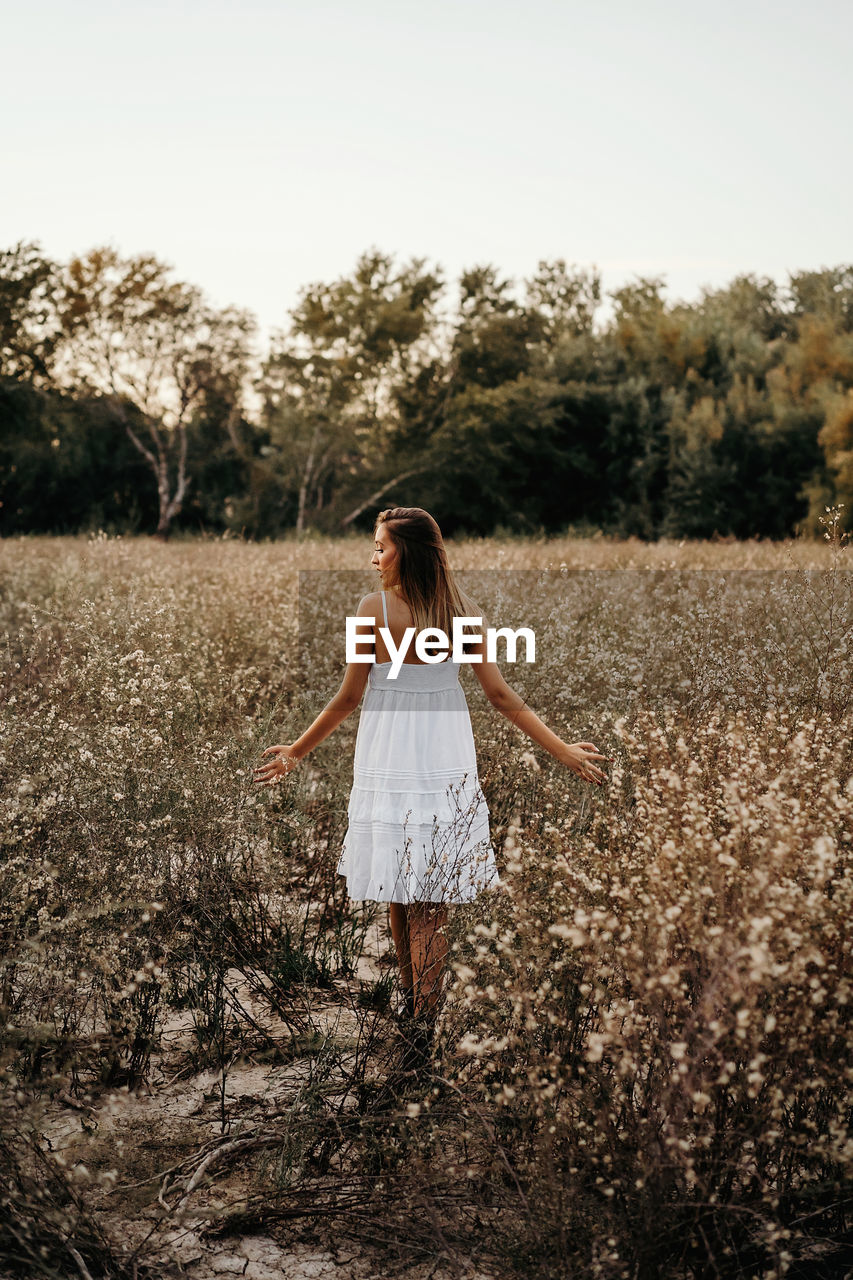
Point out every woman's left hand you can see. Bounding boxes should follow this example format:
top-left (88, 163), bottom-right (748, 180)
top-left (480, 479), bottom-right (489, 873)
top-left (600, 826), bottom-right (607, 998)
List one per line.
top-left (253, 743), bottom-right (301, 786)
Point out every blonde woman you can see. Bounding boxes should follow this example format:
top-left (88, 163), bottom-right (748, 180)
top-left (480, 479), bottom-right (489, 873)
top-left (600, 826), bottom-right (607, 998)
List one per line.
top-left (254, 507), bottom-right (606, 1056)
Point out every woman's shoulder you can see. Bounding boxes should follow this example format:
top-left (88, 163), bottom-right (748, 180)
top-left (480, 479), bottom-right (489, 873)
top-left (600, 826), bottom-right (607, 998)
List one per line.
top-left (357, 589), bottom-right (411, 610)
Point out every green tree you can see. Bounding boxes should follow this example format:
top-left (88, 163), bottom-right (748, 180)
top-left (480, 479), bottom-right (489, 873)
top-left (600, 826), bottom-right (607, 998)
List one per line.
top-left (259, 250), bottom-right (444, 533)
top-left (788, 266), bottom-right (853, 332)
top-left (451, 265), bottom-right (541, 390)
top-left (525, 259), bottom-right (601, 345)
top-left (0, 380), bottom-right (156, 534)
top-left (0, 241), bottom-right (59, 383)
top-left (766, 269), bottom-right (853, 529)
top-left (415, 375), bottom-right (559, 532)
top-left (57, 248), bottom-right (254, 538)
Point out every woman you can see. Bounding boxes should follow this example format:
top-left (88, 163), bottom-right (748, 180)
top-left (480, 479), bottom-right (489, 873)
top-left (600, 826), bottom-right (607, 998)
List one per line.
top-left (254, 507), bottom-right (606, 1048)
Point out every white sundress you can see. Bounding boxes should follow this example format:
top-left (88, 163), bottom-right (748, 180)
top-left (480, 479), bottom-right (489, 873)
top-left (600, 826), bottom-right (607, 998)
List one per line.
top-left (337, 589), bottom-right (500, 904)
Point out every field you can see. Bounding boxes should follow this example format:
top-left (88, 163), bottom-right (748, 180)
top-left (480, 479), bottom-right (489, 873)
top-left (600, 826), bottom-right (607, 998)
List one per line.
top-left (1, 530), bottom-right (852, 1280)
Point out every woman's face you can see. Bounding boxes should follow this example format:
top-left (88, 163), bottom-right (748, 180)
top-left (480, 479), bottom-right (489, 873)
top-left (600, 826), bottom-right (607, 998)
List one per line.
top-left (371, 523), bottom-right (399, 586)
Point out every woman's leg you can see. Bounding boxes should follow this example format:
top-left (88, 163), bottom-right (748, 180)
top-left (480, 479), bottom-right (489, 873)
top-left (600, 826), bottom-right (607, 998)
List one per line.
top-left (388, 902), bottom-right (413, 993)
top-left (407, 902), bottom-right (448, 1017)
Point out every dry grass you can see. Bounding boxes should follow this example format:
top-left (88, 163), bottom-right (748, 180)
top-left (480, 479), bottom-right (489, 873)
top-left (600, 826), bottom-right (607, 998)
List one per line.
top-left (0, 526), bottom-right (851, 1279)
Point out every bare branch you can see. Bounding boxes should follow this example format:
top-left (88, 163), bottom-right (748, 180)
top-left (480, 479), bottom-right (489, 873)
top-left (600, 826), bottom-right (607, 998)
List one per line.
top-left (339, 467), bottom-right (427, 528)
top-left (124, 420), bottom-right (158, 472)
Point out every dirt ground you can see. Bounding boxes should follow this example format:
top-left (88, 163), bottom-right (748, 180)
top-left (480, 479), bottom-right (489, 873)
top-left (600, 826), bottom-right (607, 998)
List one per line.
top-left (30, 914), bottom-right (495, 1280)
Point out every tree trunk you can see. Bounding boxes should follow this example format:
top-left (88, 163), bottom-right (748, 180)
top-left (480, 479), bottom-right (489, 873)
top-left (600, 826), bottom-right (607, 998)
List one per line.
top-left (154, 509), bottom-right (171, 541)
top-left (124, 417), bottom-right (189, 541)
top-left (296, 425), bottom-right (320, 535)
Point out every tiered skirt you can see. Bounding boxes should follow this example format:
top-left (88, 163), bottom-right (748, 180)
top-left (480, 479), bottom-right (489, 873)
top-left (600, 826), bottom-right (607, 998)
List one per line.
top-left (337, 660), bottom-right (499, 903)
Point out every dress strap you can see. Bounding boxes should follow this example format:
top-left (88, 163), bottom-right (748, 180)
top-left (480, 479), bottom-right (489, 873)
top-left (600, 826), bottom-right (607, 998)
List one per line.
top-left (380, 589), bottom-right (389, 630)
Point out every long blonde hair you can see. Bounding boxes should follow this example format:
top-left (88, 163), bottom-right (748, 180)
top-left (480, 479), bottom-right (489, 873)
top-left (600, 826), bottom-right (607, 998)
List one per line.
top-left (374, 507), bottom-right (486, 639)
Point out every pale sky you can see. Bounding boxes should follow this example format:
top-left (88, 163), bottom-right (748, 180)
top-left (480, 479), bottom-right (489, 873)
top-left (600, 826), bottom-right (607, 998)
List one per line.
top-left (3, 0), bottom-right (850, 337)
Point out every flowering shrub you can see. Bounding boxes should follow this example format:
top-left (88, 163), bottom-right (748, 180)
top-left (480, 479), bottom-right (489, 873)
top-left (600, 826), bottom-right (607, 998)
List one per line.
top-left (0, 528), bottom-right (850, 1277)
top-left (444, 709), bottom-right (852, 1275)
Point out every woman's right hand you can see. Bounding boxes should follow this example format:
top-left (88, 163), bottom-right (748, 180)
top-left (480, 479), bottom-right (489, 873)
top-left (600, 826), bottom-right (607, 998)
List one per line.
top-left (558, 742), bottom-right (608, 786)
top-left (253, 743), bottom-right (301, 787)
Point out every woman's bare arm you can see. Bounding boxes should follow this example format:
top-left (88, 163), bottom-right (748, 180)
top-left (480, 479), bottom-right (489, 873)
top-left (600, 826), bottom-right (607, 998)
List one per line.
top-left (253, 595), bottom-right (375, 785)
top-left (468, 636), bottom-right (607, 785)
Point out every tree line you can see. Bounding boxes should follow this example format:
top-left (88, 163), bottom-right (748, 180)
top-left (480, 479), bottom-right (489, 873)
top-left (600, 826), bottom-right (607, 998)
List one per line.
top-left (1, 241), bottom-right (852, 539)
